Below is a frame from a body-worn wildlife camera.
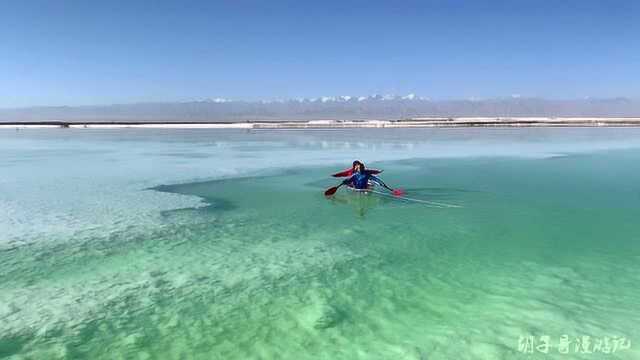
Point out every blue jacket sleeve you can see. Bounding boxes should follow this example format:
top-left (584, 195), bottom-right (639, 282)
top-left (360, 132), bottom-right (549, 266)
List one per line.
top-left (341, 175), bottom-right (355, 186)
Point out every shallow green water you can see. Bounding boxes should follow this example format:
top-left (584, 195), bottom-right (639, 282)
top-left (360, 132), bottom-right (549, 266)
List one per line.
top-left (1, 129), bottom-right (640, 359)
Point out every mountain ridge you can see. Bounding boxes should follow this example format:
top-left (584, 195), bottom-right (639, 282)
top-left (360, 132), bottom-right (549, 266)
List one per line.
top-left (1, 96), bottom-right (639, 122)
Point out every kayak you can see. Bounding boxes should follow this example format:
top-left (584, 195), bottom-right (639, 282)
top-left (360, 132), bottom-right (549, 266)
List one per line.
top-left (331, 168), bottom-right (383, 177)
top-left (346, 185), bottom-right (374, 193)
top-left (347, 183), bottom-right (461, 208)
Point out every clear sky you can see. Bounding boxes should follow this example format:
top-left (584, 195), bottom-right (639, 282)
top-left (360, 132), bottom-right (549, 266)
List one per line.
top-left (1, 0), bottom-right (638, 107)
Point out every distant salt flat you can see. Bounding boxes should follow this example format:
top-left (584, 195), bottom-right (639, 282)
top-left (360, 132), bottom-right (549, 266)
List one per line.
top-left (2, 117), bottom-right (640, 129)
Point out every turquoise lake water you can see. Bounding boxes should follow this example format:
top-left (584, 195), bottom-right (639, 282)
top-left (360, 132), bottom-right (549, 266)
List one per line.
top-left (1, 128), bottom-right (639, 359)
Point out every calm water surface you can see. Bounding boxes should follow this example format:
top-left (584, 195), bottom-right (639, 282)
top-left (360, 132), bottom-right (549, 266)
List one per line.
top-left (1, 128), bottom-right (639, 359)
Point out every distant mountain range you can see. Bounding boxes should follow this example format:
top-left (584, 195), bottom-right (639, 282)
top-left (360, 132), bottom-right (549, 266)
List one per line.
top-left (1, 95), bottom-right (639, 122)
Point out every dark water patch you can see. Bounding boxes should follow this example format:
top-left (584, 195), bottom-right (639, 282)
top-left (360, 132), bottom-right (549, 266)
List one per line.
top-left (151, 173), bottom-right (283, 193)
top-left (0, 334), bottom-right (33, 358)
top-left (158, 196), bottom-right (237, 217)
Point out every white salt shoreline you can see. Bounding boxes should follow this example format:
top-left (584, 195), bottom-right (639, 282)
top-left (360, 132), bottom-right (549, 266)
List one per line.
top-left (2, 117), bottom-right (640, 129)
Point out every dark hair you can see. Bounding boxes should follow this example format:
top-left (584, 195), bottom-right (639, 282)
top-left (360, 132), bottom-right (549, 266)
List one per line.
top-left (352, 160), bottom-right (365, 170)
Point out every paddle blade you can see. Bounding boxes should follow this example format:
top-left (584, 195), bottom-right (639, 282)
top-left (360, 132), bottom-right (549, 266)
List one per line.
top-left (392, 189), bottom-right (405, 196)
top-left (324, 186), bottom-right (339, 196)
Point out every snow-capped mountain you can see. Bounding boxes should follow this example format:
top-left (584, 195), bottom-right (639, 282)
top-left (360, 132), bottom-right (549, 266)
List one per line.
top-left (1, 96), bottom-right (638, 122)
top-left (246, 94), bottom-right (429, 104)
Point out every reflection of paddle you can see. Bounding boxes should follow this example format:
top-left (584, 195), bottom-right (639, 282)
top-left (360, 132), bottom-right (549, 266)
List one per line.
top-left (324, 184), bottom-right (342, 196)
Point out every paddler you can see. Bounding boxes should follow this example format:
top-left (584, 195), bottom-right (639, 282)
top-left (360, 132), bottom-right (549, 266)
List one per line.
top-left (340, 160), bottom-right (402, 195)
top-left (341, 161), bottom-right (395, 191)
top-left (331, 160), bottom-right (382, 177)
top-left (324, 161), bottom-right (403, 196)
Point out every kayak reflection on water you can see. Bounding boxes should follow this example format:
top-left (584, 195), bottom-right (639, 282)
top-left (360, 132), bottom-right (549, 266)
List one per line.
top-left (327, 187), bottom-right (384, 218)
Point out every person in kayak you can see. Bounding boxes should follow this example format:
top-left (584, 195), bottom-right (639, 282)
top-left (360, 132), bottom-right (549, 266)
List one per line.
top-left (331, 160), bottom-right (382, 178)
top-left (342, 161), bottom-right (395, 192)
top-left (324, 160), bottom-right (403, 196)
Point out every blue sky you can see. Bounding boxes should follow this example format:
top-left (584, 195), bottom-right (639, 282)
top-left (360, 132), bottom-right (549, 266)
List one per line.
top-left (1, 0), bottom-right (638, 107)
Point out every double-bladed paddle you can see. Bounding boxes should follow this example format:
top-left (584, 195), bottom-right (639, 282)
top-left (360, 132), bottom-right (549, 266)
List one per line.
top-left (324, 184), bottom-right (404, 197)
